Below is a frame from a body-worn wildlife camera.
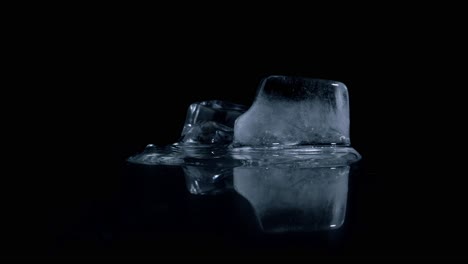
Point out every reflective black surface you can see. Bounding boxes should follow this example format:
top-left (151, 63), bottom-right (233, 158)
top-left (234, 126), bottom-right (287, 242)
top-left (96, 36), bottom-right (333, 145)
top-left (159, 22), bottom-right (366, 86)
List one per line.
top-left (46, 160), bottom-right (364, 259)
top-left (29, 146), bottom-right (465, 260)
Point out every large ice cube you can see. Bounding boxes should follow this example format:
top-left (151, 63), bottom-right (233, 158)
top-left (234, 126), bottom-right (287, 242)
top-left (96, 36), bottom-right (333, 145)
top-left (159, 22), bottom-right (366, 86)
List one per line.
top-left (233, 76), bottom-right (351, 146)
top-left (180, 100), bottom-right (248, 145)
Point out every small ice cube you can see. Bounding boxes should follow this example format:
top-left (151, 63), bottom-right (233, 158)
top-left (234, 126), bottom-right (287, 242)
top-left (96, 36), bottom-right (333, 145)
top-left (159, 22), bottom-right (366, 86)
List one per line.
top-left (180, 100), bottom-right (248, 145)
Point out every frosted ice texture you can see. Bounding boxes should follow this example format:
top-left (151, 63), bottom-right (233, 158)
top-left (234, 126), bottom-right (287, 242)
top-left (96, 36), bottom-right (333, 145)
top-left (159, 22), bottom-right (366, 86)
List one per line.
top-left (233, 76), bottom-right (350, 146)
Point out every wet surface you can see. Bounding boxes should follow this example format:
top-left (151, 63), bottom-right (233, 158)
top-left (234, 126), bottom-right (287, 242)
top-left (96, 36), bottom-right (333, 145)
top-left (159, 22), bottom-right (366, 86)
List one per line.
top-left (10, 144), bottom-right (466, 260)
top-left (46, 161), bottom-right (362, 259)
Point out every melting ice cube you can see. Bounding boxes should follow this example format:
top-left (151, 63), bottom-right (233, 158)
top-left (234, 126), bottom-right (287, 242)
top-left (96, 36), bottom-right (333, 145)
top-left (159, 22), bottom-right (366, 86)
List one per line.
top-left (233, 76), bottom-right (351, 146)
top-left (180, 100), bottom-right (248, 145)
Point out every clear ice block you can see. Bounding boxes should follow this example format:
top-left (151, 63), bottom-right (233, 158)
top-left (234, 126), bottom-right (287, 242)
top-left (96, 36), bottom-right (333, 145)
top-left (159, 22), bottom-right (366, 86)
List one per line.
top-left (180, 100), bottom-right (248, 145)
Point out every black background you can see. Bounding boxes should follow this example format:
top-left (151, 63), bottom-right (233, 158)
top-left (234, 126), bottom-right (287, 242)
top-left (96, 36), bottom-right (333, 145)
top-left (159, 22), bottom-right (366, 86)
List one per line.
top-left (4, 7), bottom-right (466, 260)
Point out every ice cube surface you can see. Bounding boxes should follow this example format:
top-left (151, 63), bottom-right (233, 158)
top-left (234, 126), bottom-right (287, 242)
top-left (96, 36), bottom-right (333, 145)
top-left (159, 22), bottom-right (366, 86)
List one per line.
top-left (233, 76), bottom-right (350, 146)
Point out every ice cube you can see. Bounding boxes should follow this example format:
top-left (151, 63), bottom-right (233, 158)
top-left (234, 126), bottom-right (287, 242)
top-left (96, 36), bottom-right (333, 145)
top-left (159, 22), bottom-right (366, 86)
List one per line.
top-left (180, 100), bottom-right (248, 145)
top-left (233, 76), bottom-right (351, 146)
top-left (128, 76), bottom-right (360, 166)
top-left (180, 121), bottom-right (234, 144)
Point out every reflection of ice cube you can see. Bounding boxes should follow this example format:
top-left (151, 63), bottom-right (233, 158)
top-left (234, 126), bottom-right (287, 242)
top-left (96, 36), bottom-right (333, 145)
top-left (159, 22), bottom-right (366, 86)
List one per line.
top-left (183, 166), bottom-right (232, 195)
top-left (234, 76), bottom-right (350, 146)
top-left (180, 100), bottom-right (248, 145)
top-left (233, 166), bottom-right (349, 232)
